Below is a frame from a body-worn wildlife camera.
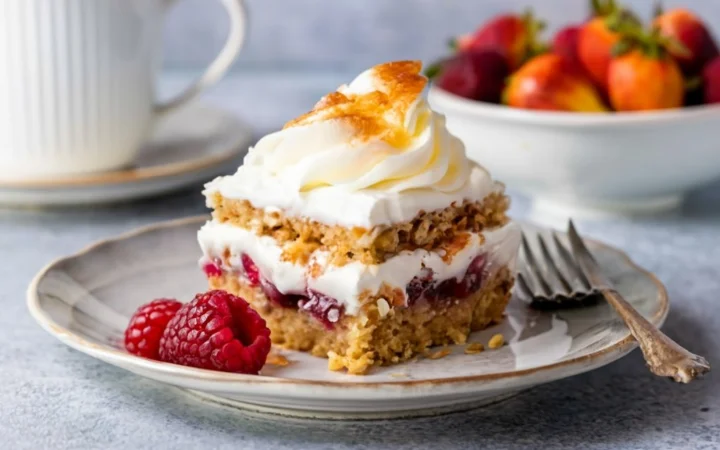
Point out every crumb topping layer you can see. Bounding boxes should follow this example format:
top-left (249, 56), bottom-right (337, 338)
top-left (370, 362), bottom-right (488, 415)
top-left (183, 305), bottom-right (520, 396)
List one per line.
top-left (208, 190), bottom-right (510, 266)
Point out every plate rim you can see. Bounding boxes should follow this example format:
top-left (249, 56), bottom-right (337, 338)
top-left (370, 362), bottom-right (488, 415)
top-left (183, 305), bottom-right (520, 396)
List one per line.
top-left (27, 215), bottom-right (669, 389)
top-left (0, 105), bottom-right (252, 189)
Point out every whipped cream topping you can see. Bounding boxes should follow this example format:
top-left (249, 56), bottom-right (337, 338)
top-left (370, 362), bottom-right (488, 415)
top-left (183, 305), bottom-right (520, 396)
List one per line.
top-left (204, 60), bottom-right (498, 228)
top-left (198, 220), bottom-right (521, 315)
top-left (249, 61), bottom-right (469, 193)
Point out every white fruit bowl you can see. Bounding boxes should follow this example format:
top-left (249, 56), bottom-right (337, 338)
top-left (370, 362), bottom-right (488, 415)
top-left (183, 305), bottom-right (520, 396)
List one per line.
top-left (428, 85), bottom-right (720, 218)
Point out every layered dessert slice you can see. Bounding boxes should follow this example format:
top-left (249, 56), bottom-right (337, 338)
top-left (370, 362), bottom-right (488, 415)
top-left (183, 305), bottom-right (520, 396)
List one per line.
top-left (199, 60), bottom-right (521, 374)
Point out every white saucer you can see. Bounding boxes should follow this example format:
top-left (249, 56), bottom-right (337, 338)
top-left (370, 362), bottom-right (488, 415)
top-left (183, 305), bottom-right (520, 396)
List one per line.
top-left (27, 217), bottom-right (669, 419)
top-left (0, 103), bottom-right (253, 206)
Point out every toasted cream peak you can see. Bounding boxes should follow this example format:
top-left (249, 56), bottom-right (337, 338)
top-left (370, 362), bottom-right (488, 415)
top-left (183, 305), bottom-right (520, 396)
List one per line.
top-left (284, 60), bottom-right (427, 146)
top-left (203, 60), bottom-right (495, 222)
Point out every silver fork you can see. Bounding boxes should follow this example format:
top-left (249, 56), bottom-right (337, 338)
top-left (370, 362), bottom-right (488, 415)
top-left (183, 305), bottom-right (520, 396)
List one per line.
top-left (517, 221), bottom-right (710, 383)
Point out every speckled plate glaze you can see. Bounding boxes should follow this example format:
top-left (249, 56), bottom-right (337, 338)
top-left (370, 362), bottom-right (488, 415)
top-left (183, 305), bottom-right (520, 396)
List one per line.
top-left (27, 216), bottom-right (668, 419)
top-left (0, 104), bottom-right (252, 207)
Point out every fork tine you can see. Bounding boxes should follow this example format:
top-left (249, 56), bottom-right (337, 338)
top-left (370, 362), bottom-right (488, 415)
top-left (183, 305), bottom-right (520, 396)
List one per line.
top-left (516, 273), bottom-right (535, 300)
top-left (551, 232), bottom-right (592, 292)
top-left (537, 233), bottom-right (573, 295)
top-left (567, 220), bottom-right (613, 290)
top-left (521, 232), bottom-right (553, 297)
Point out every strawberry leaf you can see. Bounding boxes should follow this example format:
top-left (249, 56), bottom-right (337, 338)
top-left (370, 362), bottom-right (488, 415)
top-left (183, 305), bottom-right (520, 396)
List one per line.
top-left (611, 39), bottom-right (632, 57)
top-left (424, 60), bottom-right (445, 79)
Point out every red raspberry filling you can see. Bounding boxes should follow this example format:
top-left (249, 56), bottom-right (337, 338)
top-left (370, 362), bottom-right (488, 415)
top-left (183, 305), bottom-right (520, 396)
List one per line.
top-left (406, 255), bottom-right (488, 305)
top-left (241, 254), bottom-right (260, 286)
top-left (159, 290), bottom-right (271, 374)
top-left (300, 290), bottom-right (344, 330)
top-left (202, 258), bottom-right (223, 278)
top-left (203, 253), bottom-right (488, 329)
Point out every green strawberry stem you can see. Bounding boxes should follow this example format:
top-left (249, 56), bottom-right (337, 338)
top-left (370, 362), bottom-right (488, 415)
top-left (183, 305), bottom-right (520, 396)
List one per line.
top-left (653, 1), bottom-right (664, 18)
top-left (424, 60), bottom-right (445, 80)
top-left (608, 13), bottom-right (687, 60)
top-left (591, 0), bottom-right (619, 17)
top-left (521, 8), bottom-right (549, 66)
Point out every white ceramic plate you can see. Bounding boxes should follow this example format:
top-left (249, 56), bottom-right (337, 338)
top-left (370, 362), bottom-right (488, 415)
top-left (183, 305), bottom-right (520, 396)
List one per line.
top-left (0, 104), bottom-right (253, 206)
top-left (27, 217), bottom-right (668, 419)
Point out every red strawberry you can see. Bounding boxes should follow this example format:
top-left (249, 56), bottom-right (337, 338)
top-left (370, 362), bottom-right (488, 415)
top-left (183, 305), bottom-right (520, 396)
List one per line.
top-left (577, 0), bottom-right (638, 91)
top-left (654, 8), bottom-right (719, 75)
top-left (159, 290), bottom-right (271, 374)
top-left (553, 25), bottom-right (583, 68)
top-left (457, 11), bottom-right (546, 70)
top-left (124, 299), bottom-right (183, 360)
top-left (608, 31), bottom-right (684, 111)
top-left (703, 57), bottom-right (720, 104)
top-left (434, 50), bottom-right (510, 102)
top-left (503, 54), bottom-right (608, 112)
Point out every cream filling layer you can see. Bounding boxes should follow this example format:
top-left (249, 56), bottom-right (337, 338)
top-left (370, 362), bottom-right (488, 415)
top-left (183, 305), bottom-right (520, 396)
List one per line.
top-left (198, 220), bottom-right (520, 316)
top-left (204, 164), bottom-right (499, 229)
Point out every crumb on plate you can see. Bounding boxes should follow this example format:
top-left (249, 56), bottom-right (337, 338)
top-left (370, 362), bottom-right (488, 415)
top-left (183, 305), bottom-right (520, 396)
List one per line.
top-left (427, 348), bottom-right (452, 360)
top-left (488, 333), bottom-right (505, 349)
top-left (464, 342), bottom-right (485, 354)
top-left (266, 353), bottom-right (291, 366)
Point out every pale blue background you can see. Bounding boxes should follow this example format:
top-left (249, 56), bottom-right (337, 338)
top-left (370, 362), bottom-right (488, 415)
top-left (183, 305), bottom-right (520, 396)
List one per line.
top-left (163, 0), bottom-right (720, 71)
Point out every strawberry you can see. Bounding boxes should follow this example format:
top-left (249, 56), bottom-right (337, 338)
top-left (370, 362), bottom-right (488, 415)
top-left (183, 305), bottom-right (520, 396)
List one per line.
top-left (654, 7), bottom-right (719, 75)
top-left (703, 56), bottom-right (720, 104)
top-left (503, 54), bottom-right (607, 112)
top-left (578, 0), bottom-right (639, 91)
top-left (553, 25), bottom-right (583, 68)
top-left (434, 50), bottom-right (510, 102)
top-left (456, 10), bottom-right (547, 70)
top-left (608, 29), bottom-right (684, 111)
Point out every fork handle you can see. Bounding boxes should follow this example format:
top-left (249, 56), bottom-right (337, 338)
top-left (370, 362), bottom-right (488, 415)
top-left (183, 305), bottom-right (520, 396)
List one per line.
top-left (601, 289), bottom-right (710, 383)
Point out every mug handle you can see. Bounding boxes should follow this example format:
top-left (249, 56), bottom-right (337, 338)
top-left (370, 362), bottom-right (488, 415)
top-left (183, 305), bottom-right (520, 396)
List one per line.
top-left (155, 0), bottom-right (246, 117)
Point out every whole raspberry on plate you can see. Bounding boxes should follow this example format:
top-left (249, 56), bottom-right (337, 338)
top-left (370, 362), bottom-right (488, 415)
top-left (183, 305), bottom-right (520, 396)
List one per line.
top-left (124, 299), bottom-right (183, 359)
top-left (159, 290), bottom-right (271, 374)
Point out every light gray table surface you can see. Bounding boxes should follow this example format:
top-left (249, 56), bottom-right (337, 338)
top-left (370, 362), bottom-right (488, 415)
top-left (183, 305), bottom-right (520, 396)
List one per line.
top-left (2, 72), bottom-right (719, 450)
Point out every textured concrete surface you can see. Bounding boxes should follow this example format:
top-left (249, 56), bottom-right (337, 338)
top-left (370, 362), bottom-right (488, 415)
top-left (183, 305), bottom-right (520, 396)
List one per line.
top-left (2, 74), bottom-right (719, 449)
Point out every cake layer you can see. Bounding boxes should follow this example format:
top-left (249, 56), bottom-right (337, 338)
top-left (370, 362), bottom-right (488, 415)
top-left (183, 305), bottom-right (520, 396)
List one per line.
top-left (207, 188), bottom-right (509, 266)
top-left (198, 220), bottom-right (520, 316)
top-left (208, 265), bottom-right (514, 374)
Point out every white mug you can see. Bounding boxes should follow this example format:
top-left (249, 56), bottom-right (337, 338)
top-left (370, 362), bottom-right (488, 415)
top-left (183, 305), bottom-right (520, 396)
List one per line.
top-left (0, 0), bottom-right (246, 180)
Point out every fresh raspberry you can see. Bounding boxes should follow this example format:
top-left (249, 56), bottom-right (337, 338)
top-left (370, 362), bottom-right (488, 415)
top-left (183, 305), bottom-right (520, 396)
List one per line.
top-left (124, 299), bottom-right (183, 359)
top-left (159, 290), bottom-right (271, 374)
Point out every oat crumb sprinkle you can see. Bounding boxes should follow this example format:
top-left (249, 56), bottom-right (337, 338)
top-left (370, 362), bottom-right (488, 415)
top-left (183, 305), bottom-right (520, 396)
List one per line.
top-left (428, 348), bottom-right (452, 360)
top-left (464, 342), bottom-right (485, 354)
top-left (488, 333), bottom-right (505, 349)
top-left (266, 353), bottom-right (291, 366)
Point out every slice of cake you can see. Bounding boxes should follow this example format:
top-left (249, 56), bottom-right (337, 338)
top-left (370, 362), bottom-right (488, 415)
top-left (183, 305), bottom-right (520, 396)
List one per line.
top-left (198, 60), bottom-right (521, 374)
